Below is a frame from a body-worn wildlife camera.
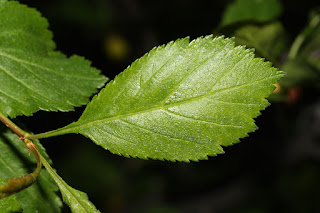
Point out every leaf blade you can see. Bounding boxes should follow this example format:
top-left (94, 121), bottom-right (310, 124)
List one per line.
top-left (37, 36), bottom-right (284, 162)
top-left (0, 0), bottom-right (107, 118)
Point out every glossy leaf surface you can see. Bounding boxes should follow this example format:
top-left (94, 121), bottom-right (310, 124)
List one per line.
top-left (48, 36), bottom-right (284, 162)
top-left (0, 0), bottom-right (107, 118)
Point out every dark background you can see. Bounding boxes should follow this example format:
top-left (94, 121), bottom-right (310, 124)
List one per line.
top-left (18, 0), bottom-right (320, 212)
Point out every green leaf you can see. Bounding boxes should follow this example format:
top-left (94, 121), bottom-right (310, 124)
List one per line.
top-left (221, 0), bottom-right (282, 27)
top-left (233, 22), bottom-right (288, 62)
top-left (296, 9), bottom-right (320, 70)
top-left (40, 155), bottom-right (100, 213)
top-left (0, 177), bottom-right (22, 213)
top-left (0, 124), bottom-right (62, 212)
top-left (44, 36), bottom-right (283, 162)
top-left (0, 0), bottom-right (107, 118)
top-left (279, 58), bottom-right (320, 88)
top-left (279, 8), bottom-right (320, 89)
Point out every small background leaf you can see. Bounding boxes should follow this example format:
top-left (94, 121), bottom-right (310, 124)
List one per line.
top-left (276, 8), bottom-right (320, 91)
top-left (296, 8), bottom-right (320, 70)
top-left (279, 59), bottom-right (320, 88)
top-left (0, 123), bottom-right (62, 212)
top-left (220, 0), bottom-right (282, 27)
top-left (52, 36), bottom-right (283, 162)
top-left (233, 22), bottom-right (288, 62)
top-left (0, 0), bottom-right (107, 118)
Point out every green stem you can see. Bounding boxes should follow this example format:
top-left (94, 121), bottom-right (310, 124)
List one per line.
top-left (26, 127), bottom-right (71, 140)
top-left (288, 13), bottom-right (320, 59)
top-left (0, 112), bottom-right (68, 140)
top-left (0, 112), bottom-right (29, 138)
top-left (288, 34), bottom-right (305, 60)
top-left (40, 153), bottom-right (95, 212)
top-left (39, 154), bottom-right (61, 184)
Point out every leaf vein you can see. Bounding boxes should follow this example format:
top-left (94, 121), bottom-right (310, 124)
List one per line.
top-left (95, 126), bottom-right (156, 153)
top-left (119, 119), bottom-right (218, 156)
top-left (18, 62), bottom-right (74, 97)
top-left (0, 156), bottom-right (19, 176)
top-left (0, 89), bottom-right (25, 105)
top-left (120, 118), bottom-right (196, 144)
top-left (58, 74), bottom-right (280, 137)
top-left (164, 109), bottom-right (245, 129)
top-left (0, 49), bottom-right (99, 80)
top-left (162, 44), bottom-right (228, 104)
top-left (125, 44), bottom-right (185, 102)
top-left (164, 74), bottom-right (282, 108)
top-left (0, 64), bottom-right (62, 106)
top-left (208, 52), bottom-right (248, 92)
top-left (0, 29), bottom-right (50, 49)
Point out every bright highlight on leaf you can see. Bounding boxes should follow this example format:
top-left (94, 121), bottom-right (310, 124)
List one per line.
top-left (0, 0), bottom-right (107, 118)
top-left (48, 35), bottom-right (284, 162)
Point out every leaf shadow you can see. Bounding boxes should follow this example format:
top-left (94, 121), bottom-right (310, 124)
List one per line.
top-left (0, 122), bottom-right (59, 211)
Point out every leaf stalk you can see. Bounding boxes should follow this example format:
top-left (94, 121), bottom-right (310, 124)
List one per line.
top-left (26, 128), bottom-right (68, 140)
top-left (0, 112), bottom-right (29, 139)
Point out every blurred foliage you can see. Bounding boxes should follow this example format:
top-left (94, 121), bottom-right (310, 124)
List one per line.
top-left (220, 0), bottom-right (282, 27)
top-left (17, 0), bottom-right (320, 212)
top-left (217, 2), bottom-right (320, 104)
top-left (232, 22), bottom-right (288, 63)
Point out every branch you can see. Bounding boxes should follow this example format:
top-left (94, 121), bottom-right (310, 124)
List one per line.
top-left (0, 112), bottom-right (29, 139)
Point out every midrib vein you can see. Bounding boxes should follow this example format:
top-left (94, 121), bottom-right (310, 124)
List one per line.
top-left (0, 50), bottom-right (102, 80)
top-left (38, 74), bottom-right (282, 138)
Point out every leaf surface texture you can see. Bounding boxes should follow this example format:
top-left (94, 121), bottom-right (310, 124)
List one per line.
top-left (57, 36), bottom-right (283, 162)
top-left (0, 1), bottom-right (107, 118)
